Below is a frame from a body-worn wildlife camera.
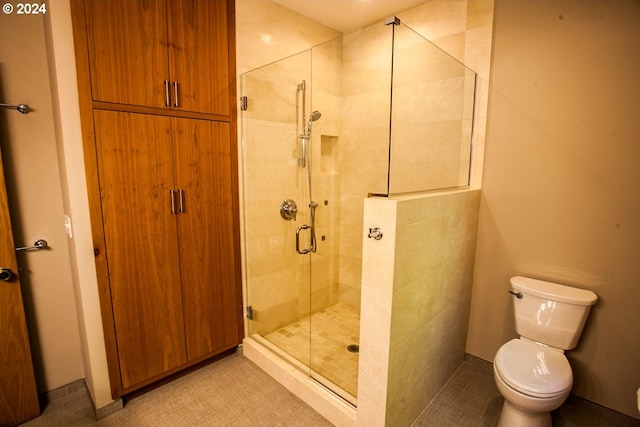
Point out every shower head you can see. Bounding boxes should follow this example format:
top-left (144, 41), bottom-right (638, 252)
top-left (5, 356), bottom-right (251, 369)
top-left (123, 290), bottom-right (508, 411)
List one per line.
top-left (307, 110), bottom-right (322, 135)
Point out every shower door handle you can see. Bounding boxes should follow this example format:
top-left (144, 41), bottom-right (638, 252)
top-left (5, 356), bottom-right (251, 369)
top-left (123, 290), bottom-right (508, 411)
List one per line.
top-left (296, 224), bottom-right (311, 254)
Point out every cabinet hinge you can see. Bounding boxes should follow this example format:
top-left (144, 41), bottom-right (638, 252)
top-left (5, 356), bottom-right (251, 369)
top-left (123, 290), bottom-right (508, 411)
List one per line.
top-left (246, 305), bottom-right (254, 320)
top-left (240, 96), bottom-right (248, 111)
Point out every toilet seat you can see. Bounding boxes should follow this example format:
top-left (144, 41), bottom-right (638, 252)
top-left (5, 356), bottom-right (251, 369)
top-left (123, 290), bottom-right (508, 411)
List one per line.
top-left (495, 339), bottom-right (573, 398)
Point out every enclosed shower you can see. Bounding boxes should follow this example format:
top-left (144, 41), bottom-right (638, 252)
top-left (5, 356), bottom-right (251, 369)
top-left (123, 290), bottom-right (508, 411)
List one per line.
top-left (240, 17), bottom-right (477, 408)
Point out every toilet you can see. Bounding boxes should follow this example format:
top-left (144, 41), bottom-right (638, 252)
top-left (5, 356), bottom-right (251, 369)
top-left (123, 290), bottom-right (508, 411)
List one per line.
top-left (494, 276), bottom-right (597, 427)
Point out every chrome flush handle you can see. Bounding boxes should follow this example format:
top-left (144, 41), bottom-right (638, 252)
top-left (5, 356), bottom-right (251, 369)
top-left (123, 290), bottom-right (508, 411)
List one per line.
top-left (509, 290), bottom-right (523, 299)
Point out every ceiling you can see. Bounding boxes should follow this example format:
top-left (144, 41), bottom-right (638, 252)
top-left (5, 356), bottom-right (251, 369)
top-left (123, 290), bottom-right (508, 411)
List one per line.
top-left (269, 0), bottom-right (429, 33)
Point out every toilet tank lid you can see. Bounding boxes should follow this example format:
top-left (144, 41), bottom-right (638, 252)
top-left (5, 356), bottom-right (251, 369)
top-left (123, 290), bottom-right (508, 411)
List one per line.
top-left (511, 276), bottom-right (597, 306)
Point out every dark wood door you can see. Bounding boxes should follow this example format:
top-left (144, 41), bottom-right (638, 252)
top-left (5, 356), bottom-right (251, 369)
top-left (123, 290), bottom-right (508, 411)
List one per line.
top-left (85, 0), bottom-right (169, 108)
top-left (94, 110), bottom-right (187, 390)
top-left (167, 0), bottom-right (231, 116)
top-left (0, 146), bottom-right (39, 426)
top-left (173, 118), bottom-right (240, 361)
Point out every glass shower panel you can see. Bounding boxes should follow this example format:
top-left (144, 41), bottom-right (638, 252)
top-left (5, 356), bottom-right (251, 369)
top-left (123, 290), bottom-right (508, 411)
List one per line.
top-left (388, 23), bottom-right (477, 194)
top-left (307, 36), bottom-right (362, 404)
top-left (241, 50), bottom-right (313, 371)
top-left (340, 23), bottom-right (394, 197)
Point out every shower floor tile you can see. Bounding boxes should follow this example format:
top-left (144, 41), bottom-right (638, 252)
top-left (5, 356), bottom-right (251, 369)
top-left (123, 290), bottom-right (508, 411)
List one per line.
top-left (263, 303), bottom-right (360, 398)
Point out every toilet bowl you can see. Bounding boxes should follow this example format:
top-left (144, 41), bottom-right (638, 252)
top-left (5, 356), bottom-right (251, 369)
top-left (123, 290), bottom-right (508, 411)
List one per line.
top-left (494, 339), bottom-right (572, 427)
top-left (494, 276), bottom-right (597, 427)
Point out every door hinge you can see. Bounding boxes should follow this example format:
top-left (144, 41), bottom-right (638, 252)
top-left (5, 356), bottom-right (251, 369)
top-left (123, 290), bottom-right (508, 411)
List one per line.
top-left (246, 305), bottom-right (254, 320)
top-left (240, 96), bottom-right (248, 111)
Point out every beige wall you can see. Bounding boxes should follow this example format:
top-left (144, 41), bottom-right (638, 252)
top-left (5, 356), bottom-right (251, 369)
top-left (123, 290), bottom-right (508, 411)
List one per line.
top-left (235, 0), bottom-right (339, 75)
top-left (467, 0), bottom-right (640, 419)
top-left (0, 10), bottom-right (83, 392)
top-left (44, 0), bottom-right (113, 410)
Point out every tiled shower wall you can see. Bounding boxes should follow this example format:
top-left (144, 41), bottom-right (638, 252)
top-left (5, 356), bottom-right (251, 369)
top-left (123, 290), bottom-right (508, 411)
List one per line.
top-left (358, 189), bottom-right (481, 427)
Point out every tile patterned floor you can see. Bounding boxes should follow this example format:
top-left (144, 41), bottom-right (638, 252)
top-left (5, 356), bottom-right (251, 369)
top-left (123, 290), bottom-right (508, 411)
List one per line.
top-left (416, 356), bottom-right (640, 427)
top-left (19, 355), bottom-right (333, 427)
top-left (263, 303), bottom-right (360, 399)
top-left (19, 350), bottom-right (640, 427)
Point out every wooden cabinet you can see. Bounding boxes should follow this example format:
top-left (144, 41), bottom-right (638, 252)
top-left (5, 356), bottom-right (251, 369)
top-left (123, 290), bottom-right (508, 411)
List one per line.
top-left (94, 110), bottom-right (240, 390)
top-left (85, 0), bottom-right (231, 116)
top-left (71, 0), bottom-right (242, 396)
top-left (173, 118), bottom-right (240, 360)
top-left (94, 111), bottom-right (186, 388)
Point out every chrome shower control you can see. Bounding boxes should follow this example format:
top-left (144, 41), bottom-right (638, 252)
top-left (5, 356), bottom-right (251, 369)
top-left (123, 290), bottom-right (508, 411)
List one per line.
top-left (280, 199), bottom-right (298, 221)
top-left (368, 227), bottom-right (383, 240)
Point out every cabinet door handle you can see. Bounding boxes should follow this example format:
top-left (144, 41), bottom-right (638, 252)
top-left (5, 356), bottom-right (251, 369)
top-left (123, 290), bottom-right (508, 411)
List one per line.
top-left (169, 190), bottom-right (177, 214)
top-left (164, 80), bottom-right (171, 107)
top-left (177, 189), bottom-right (184, 213)
top-left (173, 81), bottom-right (179, 107)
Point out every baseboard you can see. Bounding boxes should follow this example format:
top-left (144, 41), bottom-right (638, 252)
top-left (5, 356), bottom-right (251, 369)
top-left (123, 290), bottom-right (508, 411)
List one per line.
top-left (39, 379), bottom-right (123, 421)
top-left (464, 352), bottom-right (493, 368)
top-left (90, 394), bottom-right (123, 420)
top-left (39, 378), bottom-right (86, 403)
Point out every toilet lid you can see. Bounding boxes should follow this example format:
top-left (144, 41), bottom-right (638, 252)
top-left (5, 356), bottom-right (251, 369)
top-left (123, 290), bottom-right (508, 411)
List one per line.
top-left (495, 339), bottom-right (573, 398)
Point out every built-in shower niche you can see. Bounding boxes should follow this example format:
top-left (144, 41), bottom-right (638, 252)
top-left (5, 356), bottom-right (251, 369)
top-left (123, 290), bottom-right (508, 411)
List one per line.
top-left (320, 135), bottom-right (339, 175)
top-left (241, 15), bottom-right (480, 427)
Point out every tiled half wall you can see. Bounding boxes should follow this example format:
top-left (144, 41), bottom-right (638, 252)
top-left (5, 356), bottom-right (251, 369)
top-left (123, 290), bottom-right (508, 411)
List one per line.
top-left (358, 188), bottom-right (480, 426)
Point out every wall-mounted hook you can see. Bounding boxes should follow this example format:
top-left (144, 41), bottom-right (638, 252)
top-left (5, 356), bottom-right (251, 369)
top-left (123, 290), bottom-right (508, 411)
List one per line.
top-left (368, 227), bottom-right (383, 240)
top-left (15, 239), bottom-right (48, 252)
top-left (0, 103), bottom-right (30, 114)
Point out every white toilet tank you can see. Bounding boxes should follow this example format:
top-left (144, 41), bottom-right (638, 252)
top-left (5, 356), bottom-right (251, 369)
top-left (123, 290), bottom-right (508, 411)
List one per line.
top-left (511, 276), bottom-right (597, 350)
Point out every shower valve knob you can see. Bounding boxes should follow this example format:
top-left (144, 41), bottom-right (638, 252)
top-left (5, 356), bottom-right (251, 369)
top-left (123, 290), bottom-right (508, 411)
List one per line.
top-left (368, 227), bottom-right (383, 240)
top-left (280, 199), bottom-right (298, 221)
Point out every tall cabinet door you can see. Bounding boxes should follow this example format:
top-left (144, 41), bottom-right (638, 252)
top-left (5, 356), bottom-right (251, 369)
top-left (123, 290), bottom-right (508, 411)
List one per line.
top-left (167, 0), bottom-right (231, 116)
top-left (94, 110), bottom-right (187, 389)
top-left (173, 118), bottom-right (240, 360)
top-left (85, 0), bottom-right (169, 108)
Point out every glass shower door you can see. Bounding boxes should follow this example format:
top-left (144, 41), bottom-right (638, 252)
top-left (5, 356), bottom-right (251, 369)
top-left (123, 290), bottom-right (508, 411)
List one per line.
top-left (241, 51), bottom-right (314, 373)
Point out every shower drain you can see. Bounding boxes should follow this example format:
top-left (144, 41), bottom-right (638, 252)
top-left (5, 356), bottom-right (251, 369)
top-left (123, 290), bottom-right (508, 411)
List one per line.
top-left (347, 344), bottom-right (360, 353)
